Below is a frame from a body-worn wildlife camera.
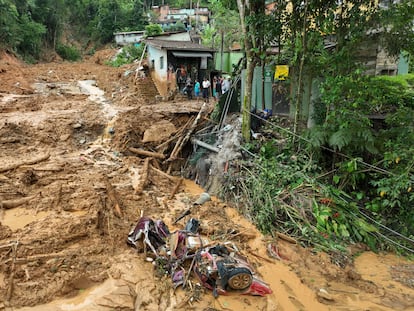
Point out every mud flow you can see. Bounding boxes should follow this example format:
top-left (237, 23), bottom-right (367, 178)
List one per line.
top-left (0, 51), bottom-right (413, 311)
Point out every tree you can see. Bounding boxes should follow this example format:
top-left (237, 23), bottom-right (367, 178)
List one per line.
top-left (32, 0), bottom-right (66, 48)
top-left (236, 0), bottom-right (265, 141)
top-left (17, 13), bottom-right (46, 59)
top-left (377, 0), bottom-right (414, 57)
top-left (128, 0), bottom-right (148, 30)
top-left (208, 0), bottom-right (241, 52)
top-left (145, 23), bottom-right (163, 36)
top-left (0, 0), bottom-right (45, 60)
top-left (237, 0), bottom-right (283, 141)
top-left (0, 0), bottom-right (20, 48)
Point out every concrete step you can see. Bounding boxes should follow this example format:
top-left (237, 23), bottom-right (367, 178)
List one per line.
top-left (135, 76), bottom-right (160, 100)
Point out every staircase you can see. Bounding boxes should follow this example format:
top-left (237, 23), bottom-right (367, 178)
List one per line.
top-left (135, 74), bottom-right (160, 103)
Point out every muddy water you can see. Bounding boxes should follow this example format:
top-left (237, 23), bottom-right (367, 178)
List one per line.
top-left (77, 80), bottom-right (117, 119)
top-left (183, 181), bottom-right (414, 311)
top-left (14, 278), bottom-right (119, 311)
top-left (352, 252), bottom-right (414, 311)
top-left (1, 208), bottom-right (87, 231)
top-left (1, 207), bottom-right (49, 231)
top-left (10, 180), bottom-right (316, 311)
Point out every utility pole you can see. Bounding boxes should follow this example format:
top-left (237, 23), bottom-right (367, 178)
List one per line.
top-left (195, 0), bottom-right (199, 29)
top-left (220, 31), bottom-right (224, 72)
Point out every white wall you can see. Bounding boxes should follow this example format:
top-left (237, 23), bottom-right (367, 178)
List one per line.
top-left (114, 32), bottom-right (144, 46)
top-left (147, 46), bottom-right (168, 79)
top-left (156, 32), bottom-right (191, 41)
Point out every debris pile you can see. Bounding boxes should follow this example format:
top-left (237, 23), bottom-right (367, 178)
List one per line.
top-left (127, 214), bottom-right (272, 299)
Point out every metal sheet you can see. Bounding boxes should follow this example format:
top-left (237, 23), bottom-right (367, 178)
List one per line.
top-left (172, 51), bottom-right (212, 58)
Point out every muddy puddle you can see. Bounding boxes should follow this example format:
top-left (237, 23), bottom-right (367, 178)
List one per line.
top-left (1, 208), bottom-right (87, 231)
top-left (1, 207), bottom-right (49, 231)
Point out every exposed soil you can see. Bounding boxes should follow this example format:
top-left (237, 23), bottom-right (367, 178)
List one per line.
top-left (0, 50), bottom-right (413, 311)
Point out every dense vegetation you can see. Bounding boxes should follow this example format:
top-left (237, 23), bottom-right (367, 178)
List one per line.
top-left (222, 74), bottom-right (414, 255)
top-left (0, 0), bottom-right (207, 61)
top-left (212, 0), bottom-right (414, 255)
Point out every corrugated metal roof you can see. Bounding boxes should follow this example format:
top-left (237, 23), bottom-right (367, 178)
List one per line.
top-left (145, 39), bottom-right (215, 52)
top-left (172, 51), bottom-right (212, 58)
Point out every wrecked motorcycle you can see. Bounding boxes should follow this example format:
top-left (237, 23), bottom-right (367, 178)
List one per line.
top-left (127, 217), bottom-right (272, 297)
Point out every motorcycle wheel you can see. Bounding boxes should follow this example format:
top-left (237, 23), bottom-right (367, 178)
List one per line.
top-left (226, 268), bottom-right (253, 290)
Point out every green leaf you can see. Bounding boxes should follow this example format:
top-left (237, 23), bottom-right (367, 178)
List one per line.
top-left (332, 221), bottom-right (339, 236)
top-left (339, 224), bottom-right (350, 238)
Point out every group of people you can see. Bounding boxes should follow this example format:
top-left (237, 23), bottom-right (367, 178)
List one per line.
top-left (182, 75), bottom-right (230, 103)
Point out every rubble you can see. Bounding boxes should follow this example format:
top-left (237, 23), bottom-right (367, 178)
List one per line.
top-left (127, 216), bottom-right (272, 297)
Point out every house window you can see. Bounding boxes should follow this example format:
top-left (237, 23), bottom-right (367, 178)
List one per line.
top-left (160, 56), bottom-right (164, 69)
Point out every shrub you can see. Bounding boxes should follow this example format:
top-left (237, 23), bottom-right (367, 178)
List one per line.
top-left (56, 44), bottom-right (81, 61)
top-left (107, 44), bottom-right (145, 67)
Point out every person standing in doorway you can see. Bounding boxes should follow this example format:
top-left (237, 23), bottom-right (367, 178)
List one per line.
top-left (185, 76), bottom-right (193, 100)
top-left (212, 76), bottom-right (217, 98)
top-left (222, 77), bottom-right (230, 94)
top-left (215, 77), bottom-right (222, 101)
top-left (202, 77), bottom-right (211, 103)
top-left (194, 79), bottom-right (201, 102)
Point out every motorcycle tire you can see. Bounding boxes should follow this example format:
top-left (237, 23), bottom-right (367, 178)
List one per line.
top-left (226, 267), bottom-right (253, 290)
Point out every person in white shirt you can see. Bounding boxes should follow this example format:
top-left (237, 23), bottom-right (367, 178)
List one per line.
top-left (202, 77), bottom-right (211, 103)
top-left (222, 77), bottom-right (230, 94)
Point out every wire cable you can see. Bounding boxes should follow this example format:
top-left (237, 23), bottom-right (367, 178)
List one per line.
top-left (358, 210), bottom-right (414, 244)
top-left (369, 231), bottom-right (414, 253)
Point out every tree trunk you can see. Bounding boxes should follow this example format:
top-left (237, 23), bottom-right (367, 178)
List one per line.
top-left (293, 0), bottom-right (309, 143)
top-left (220, 31), bottom-right (224, 72)
top-left (242, 55), bottom-right (255, 142)
top-left (261, 60), bottom-right (265, 110)
top-left (237, 0), bottom-right (254, 142)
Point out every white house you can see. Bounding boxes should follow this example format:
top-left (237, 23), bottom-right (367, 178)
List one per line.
top-left (114, 31), bottom-right (145, 46)
top-left (144, 38), bottom-right (215, 96)
top-left (149, 31), bottom-right (191, 42)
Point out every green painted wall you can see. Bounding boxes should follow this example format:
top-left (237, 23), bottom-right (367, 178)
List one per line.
top-left (215, 52), bottom-right (244, 73)
top-left (289, 72), bottom-right (317, 124)
top-left (241, 66), bottom-right (273, 112)
top-left (398, 52), bottom-right (410, 75)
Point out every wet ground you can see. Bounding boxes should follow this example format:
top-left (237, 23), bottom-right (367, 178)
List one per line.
top-left (0, 50), bottom-right (413, 311)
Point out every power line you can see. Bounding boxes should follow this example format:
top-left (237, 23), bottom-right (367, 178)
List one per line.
top-left (358, 210), bottom-right (414, 244)
top-left (332, 191), bottom-right (414, 245)
top-left (370, 231), bottom-right (414, 254)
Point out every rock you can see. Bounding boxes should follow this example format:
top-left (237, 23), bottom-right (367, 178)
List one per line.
top-left (317, 288), bottom-right (335, 302)
top-left (96, 280), bottom-right (135, 310)
top-left (135, 283), bottom-right (156, 310)
top-left (60, 134), bottom-right (71, 141)
top-left (142, 120), bottom-right (176, 143)
top-left (193, 192), bottom-right (211, 205)
top-left (194, 158), bottom-right (211, 188)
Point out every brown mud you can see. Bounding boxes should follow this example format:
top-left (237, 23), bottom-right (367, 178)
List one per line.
top-left (0, 50), bottom-right (413, 311)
